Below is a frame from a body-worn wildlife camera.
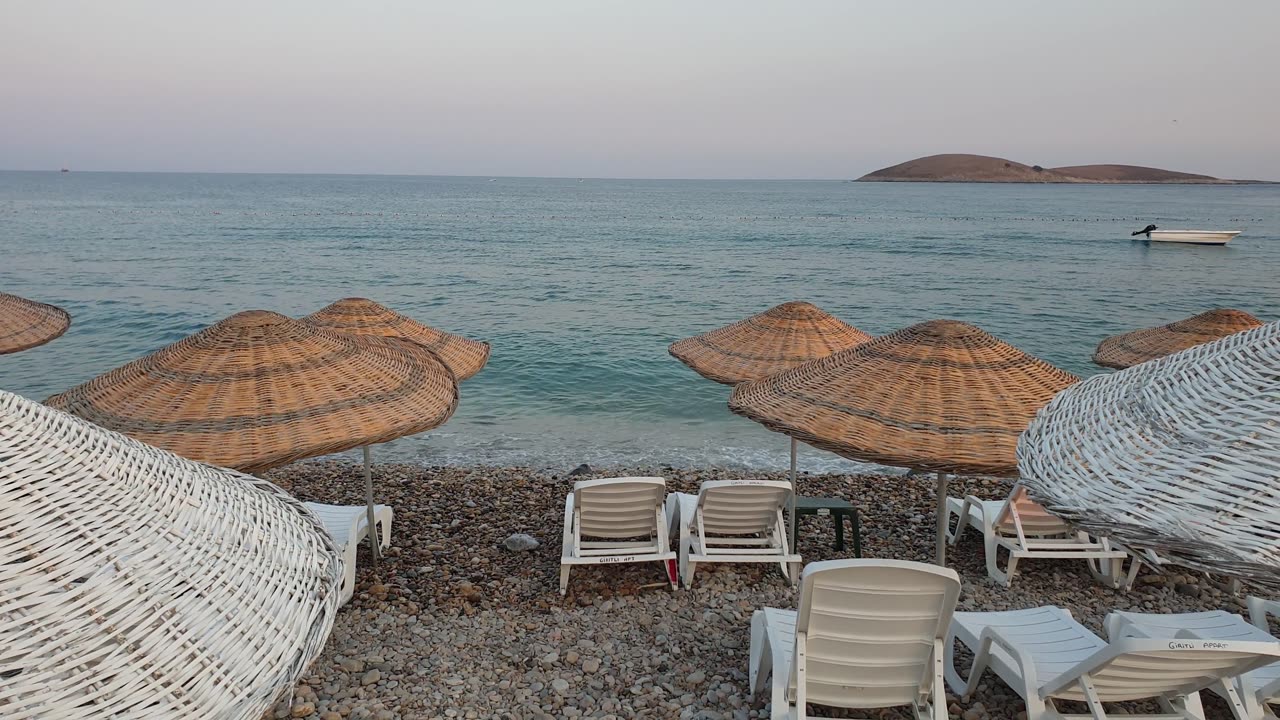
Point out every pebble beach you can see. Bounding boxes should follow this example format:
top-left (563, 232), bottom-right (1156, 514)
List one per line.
top-left (260, 461), bottom-right (1260, 720)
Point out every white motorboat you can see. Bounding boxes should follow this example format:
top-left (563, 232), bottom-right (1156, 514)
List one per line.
top-left (1130, 225), bottom-right (1241, 245)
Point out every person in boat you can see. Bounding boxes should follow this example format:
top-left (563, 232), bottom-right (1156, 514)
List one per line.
top-left (1131, 224), bottom-right (1157, 237)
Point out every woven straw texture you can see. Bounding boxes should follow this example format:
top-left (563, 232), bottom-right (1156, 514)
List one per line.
top-left (45, 310), bottom-right (459, 473)
top-left (729, 319), bottom-right (1079, 476)
top-left (1019, 320), bottom-right (1280, 588)
top-left (0, 390), bottom-right (342, 718)
top-left (669, 301), bottom-right (872, 385)
top-left (1093, 308), bottom-right (1263, 369)
top-left (305, 297), bottom-right (490, 381)
top-left (0, 291), bottom-right (71, 355)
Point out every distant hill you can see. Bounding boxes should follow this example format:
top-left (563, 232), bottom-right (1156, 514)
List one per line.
top-left (856, 154), bottom-right (1251, 184)
top-left (1048, 164), bottom-right (1217, 182)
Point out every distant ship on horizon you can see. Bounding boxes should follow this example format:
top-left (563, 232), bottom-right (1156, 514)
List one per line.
top-left (60, 167), bottom-right (70, 173)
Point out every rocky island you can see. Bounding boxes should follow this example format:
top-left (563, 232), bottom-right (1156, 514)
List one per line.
top-left (857, 153), bottom-right (1257, 184)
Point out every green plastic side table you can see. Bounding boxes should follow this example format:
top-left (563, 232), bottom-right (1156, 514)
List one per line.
top-left (794, 495), bottom-right (862, 556)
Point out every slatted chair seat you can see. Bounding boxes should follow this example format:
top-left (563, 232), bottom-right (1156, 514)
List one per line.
top-left (665, 479), bottom-right (801, 587)
top-left (946, 606), bottom-right (1280, 719)
top-left (302, 502), bottom-right (393, 606)
top-left (749, 559), bottom-right (961, 719)
top-left (945, 485), bottom-right (1127, 587)
top-left (559, 477), bottom-right (677, 595)
top-left (1107, 606), bottom-right (1280, 719)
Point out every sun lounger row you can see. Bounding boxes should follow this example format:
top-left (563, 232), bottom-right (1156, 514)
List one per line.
top-left (559, 476), bottom-right (802, 595)
top-left (750, 559), bottom-right (1280, 720)
top-left (558, 476), bottom-right (1145, 595)
top-left (308, 478), bottom-right (1180, 609)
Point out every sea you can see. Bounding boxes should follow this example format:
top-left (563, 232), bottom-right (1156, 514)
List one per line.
top-left (2, 171), bottom-right (1277, 472)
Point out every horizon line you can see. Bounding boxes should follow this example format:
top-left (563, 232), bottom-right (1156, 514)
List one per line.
top-left (0, 168), bottom-right (859, 182)
top-left (4, 168), bottom-right (1275, 183)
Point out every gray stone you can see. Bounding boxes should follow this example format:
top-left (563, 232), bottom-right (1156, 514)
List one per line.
top-left (503, 533), bottom-right (540, 552)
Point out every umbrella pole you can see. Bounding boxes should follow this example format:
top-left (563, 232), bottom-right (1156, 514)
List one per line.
top-left (788, 437), bottom-right (798, 552)
top-left (935, 471), bottom-right (948, 566)
top-left (363, 446), bottom-right (380, 566)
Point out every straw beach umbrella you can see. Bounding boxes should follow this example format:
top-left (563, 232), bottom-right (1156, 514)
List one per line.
top-left (669, 301), bottom-right (872, 547)
top-left (1020, 320), bottom-right (1280, 588)
top-left (46, 310), bottom-right (459, 563)
top-left (669, 301), bottom-right (871, 384)
top-left (305, 297), bottom-right (491, 381)
top-left (1, 390), bottom-right (342, 718)
top-left (730, 319), bottom-right (1078, 565)
top-left (1093, 308), bottom-right (1262, 369)
top-left (304, 296), bottom-right (487, 554)
top-left (0, 291), bottom-right (71, 354)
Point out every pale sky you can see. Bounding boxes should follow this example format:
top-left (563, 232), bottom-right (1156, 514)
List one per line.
top-left (3, 1), bottom-right (1278, 179)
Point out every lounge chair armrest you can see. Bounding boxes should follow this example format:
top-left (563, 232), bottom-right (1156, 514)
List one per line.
top-left (1248, 596), bottom-right (1280, 632)
top-left (971, 625), bottom-right (1042, 696)
top-left (1104, 613), bottom-right (1155, 641)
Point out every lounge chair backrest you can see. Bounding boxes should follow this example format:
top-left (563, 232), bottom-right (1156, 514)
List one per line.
top-left (1039, 636), bottom-right (1280, 702)
top-left (696, 479), bottom-right (792, 536)
top-left (792, 559), bottom-right (961, 709)
top-left (1106, 609), bottom-right (1275, 645)
top-left (573, 476), bottom-right (666, 539)
top-left (995, 485), bottom-right (1073, 536)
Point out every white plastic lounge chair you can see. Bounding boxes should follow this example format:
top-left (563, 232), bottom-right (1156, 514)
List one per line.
top-left (945, 485), bottom-right (1127, 587)
top-left (1106, 607), bottom-right (1280, 719)
top-left (1249, 597), bottom-right (1280, 636)
top-left (748, 559), bottom-right (961, 719)
top-left (945, 605), bottom-right (1280, 720)
top-left (559, 476), bottom-right (677, 595)
top-left (664, 479), bottom-right (801, 587)
top-left (303, 502), bottom-right (393, 605)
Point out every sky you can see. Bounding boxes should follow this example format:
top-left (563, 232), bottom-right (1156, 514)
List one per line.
top-left (3, 1), bottom-right (1278, 179)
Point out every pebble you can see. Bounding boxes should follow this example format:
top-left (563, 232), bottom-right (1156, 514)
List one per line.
top-left (262, 461), bottom-right (1258, 720)
top-left (503, 533), bottom-right (540, 551)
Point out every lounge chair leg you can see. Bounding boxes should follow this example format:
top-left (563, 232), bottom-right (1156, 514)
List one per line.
top-left (378, 512), bottom-right (393, 551)
top-left (1002, 554), bottom-right (1019, 587)
top-left (748, 611), bottom-right (769, 698)
top-left (946, 505), bottom-right (965, 546)
top-left (1213, 677), bottom-right (1259, 720)
top-left (1160, 691), bottom-right (1207, 720)
top-left (984, 537), bottom-right (1010, 586)
top-left (559, 564), bottom-right (570, 596)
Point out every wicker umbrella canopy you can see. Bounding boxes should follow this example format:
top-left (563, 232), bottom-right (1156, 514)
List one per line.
top-left (730, 319), bottom-right (1079, 563)
top-left (1020, 320), bottom-right (1280, 588)
top-left (670, 301), bottom-right (872, 550)
top-left (305, 297), bottom-right (490, 381)
top-left (45, 309), bottom-right (459, 473)
top-left (1093, 308), bottom-right (1263, 369)
top-left (0, 291), bottom-right (71, 354)
top-left (1, 390), bottom-right (341, 718)
top-left (669, 301), bottom-right (872, 385)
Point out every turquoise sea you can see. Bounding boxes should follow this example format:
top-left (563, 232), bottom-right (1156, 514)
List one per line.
top-left (2, 171), bottom-right (1277, 471)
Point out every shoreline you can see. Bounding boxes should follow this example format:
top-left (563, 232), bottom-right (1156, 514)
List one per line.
top-left (262, 461), bottom-right (1254, 720)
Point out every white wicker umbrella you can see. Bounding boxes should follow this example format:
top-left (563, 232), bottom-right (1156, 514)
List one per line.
top-left (1018, 320), bottom-right (1280, 588)
top-left (0, 390), bottom-right (342, 718)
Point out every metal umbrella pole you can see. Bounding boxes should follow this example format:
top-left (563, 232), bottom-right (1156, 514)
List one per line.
top-left (789, 437), bottom-right (798, 551)
top-left (934, 471), bottom-right (948, 566)
top-left (363, 446), bottom-right (380, 565)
